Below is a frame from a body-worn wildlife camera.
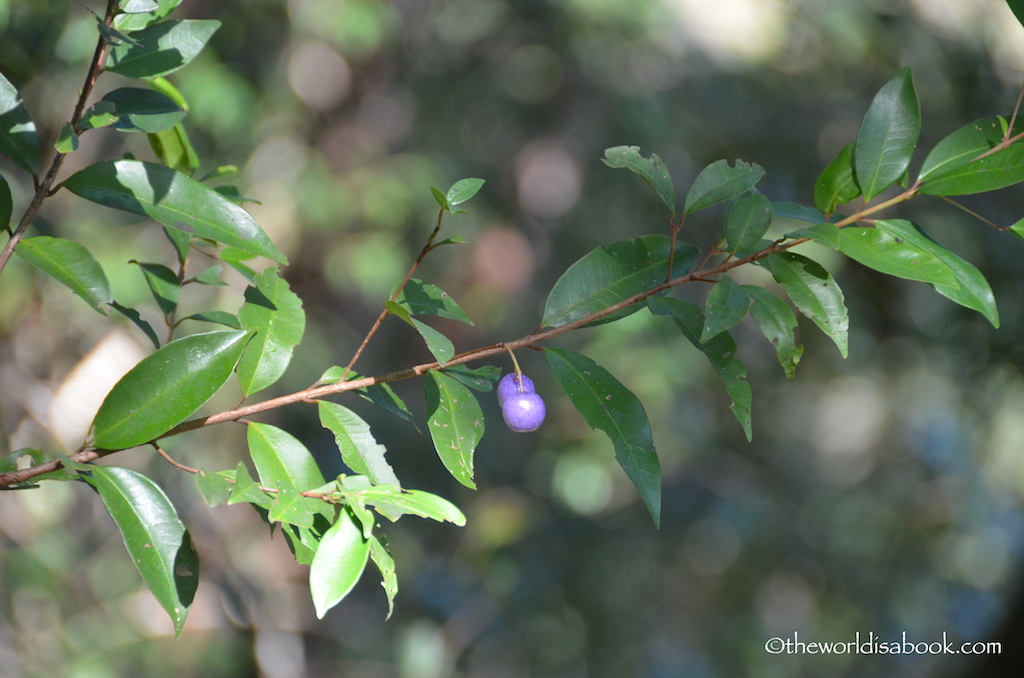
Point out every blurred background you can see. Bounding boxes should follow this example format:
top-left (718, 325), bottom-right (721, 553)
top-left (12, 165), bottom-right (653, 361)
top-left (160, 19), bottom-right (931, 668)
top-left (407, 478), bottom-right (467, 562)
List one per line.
top-left (4, 0), bottom-right (1024, 676)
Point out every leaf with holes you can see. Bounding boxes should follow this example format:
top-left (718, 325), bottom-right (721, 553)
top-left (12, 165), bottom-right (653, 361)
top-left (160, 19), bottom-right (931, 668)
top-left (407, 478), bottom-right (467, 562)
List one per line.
top-left (743, 286), bottom-right (803, 379)
top-left (424, 371), bottom-right (483, 489)
top-left (760, 252), bottom-right (849, 358)
top-left (602, 146), bottom-right (675, 213)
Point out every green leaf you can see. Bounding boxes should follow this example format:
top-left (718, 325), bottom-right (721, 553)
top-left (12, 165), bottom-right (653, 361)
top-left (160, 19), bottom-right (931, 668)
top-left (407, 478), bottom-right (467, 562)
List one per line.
top-left (78, 101), bottom-right (120, 131)
top-left (369, 536), bottom-right (398, 620)
top-left (163, 225), bottom-right (191, 264)
top-left (773, 201), bottom-right (831, 225)
top-left (236, 266), bottom-right (305, 396)
top-left (213, 185), bottom-right (261, 205)
top-left (760, 252), bottom-right (849, 358)
top-left (542, 235), bottom-right (699, 329)
top-left (433, 235), bottom-right (467, 248)
top-left (190, 264), bottom-right (228, 286)
top-left (701, 276), bottom-right (751, 342)
top-left (0, 69), bottom-right (40, 173)
top-left (106, 20), bottom-right (221, 79)
top-left (1, 172), bottom-right (11, 227)
top-left (725, 192), bottom-right (773, 253)
top-left (835, 219), bottom-right (959, 286)
top-left (89, 8), bottom-right (144, 47)
top-left (546, 348), bottom-right (661, 526)
top-left (918, 116), bottom-right (1024, 183)
top-left (319, 402), bottom-right (400, 486)
top-left (440, 364), bottom-right (502, 392)
top-left (742, 286), bottom-right (803, 379)
top-left (113, 0), bottom-right (182, 31)
top-left (130, 260), bottom-right (180, 317)
top-left (854, 67), bottom-right (921, 200)
top-left (121, 0), bottom-right (161, 13)
top-left (320, 368), bottom-right (418, 429)
top-left (918, 143), bottom-right (1024, 196)
top-left (814, 142), bottom-right (861, 213)
top-left (195, 468), bottom-right (233, 507)
top-left (110, 301), bottom-right (161, 348)
top-left (647, 297), bottom-right (753, 441)
top-left (248, 423), bottom-right (326, 491)
top-left (91, 329), bottom-right (250, 449)
top-left (602, 146), bottom-right (675, 213)
top-left (393, 279), bottom-right (473, 324)
top-left (356, 485), bottom-right (467, 525)
top-left (148, 123), bottom-right (199, 175)
top-left (0, 448), bottom-right (44, 474)
top-left (16, 236), bottom-right (113, 314)
top-left (446, 178), bottom-right (485, 205)
top-left (385, 301), bottom-right (455, 366)
top-left (423, 371), bottom-right (483, 489)
top-left (269, 480), bottom-right (315, 529)
top-left (684, 159), bottom-right (765, 215)
top-left (90, 466), bottom-right (198, 638)
top-left (430, 186), bottom-right (449, 211)
top-left (178, 311), bottom-right (241, 329)
top-left (309, 509), bottom-right (370, 619)
top-left (55, 123), bottom-right (79, 153)
top-left (63, 160), bottom-right (286, 264)
top-left (785, 222), bottom-right (841, 250)
top-left (228, 461), bottom-right (272, 509)
top-left (200, 165), bottom-right (240, 182)
top-left (1008, 0), bottom-right (1024, 28)
top-left (101, 88), bottom-right (185, 134)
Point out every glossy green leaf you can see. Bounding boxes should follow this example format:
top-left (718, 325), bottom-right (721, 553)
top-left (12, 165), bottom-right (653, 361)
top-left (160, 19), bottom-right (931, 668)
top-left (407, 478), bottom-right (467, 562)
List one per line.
top-left (542, 235), bottom-right (698, 328)
top-left (446, 178), bottom-right (485, 205)
top-left (90, 466), bottom-right (198, 638)
top-left (309, 509), bottom-right (370, 619)
top-left (647, 297), bottom-right (753, 441)
top-left (836, 219), bottom-right (959, 286)
top-left (918, 142), bottom-right (1024, 196)
top-left (546, 348), bottom-right (661, 526)
top-left (761, 252), bottom-right (849, 358)
top-left (148, 123), bottom-right (199, 175)
top-left (369, 536), bottom-right (398, 620)
top-left (785, 222), bottom-right (841, 250)
top-left (0, 70), bottom-right (40, 173)
top-left (91, 329), bottom-right (250, 449)
top-left (16, 236), bottom-right (112, 314)
top-left (0, 172), bottom-right (11, 227)
top-left (64, 160), bottom-right (286, 264)
top-left (358, 485), bottom-right (467, 525)
top-left (319, 401), bottom-right (400, 486)
top-left (701, 276), bottom-right (751, 342)
top-left (280, 517), bottom-right (333, 566)
top-left (78, 101), bottom-right (120, 131)
top-left (269, 480), bottom-right (315, 529)
top-left (113, 0), bottom-right (182, 31)
top-left (195, 468), bottom-right (233, 507)
top-left (121, 0), bottom-right (161, 13)
top-left (394, 279), bottom-right (473, 324)
top-left (684, 159), bottom-right (765, 215)
top-left (110, 301), bottom-right (160, 348)
top-left (248, 423), bottom-right (326, 491)
top-left (725, 192), bottom-right (773, 252)
top-left (236, 266), bottom-right (305, 396)
top-left (918, 116), bottom-right (1024, 182)
top-left (440, 364), bottom-right (502, 392)
top-left (55, 123), bottom-right (79, 153)
top-left (742, 286), bottom-right (803, 379)
top-left (200, 166), bottom-right (240, 182)
top-left (178, 311), bottom-right (241, 329)
top-left (214, 185), bottom-right (261, 205)
top-left (101, 88), bottom-right (185, 134)
top-left (814, 142), bottom-right (860, 213)
top-left (130, 261), bottom-right (180, 316)
top-left (190, 264), bottom-right (228, 286)
top-left (424, 371), bottom-right (483, 489)
top-left (227, 461), bottom-right (272, 509)
top-left (773, 201), bottom-right (831, 225)
top-left (386, 301), bottom-right (455, 366)
top-left (106, 20), bottom-right (220, 79)
top-left (854, 67), bottom-right (920, 200)
top-left (602, 146), bottom-right (675, 213)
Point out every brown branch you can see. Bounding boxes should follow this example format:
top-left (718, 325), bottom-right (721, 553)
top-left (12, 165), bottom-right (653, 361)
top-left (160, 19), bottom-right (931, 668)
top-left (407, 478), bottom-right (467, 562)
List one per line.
top-left (0, 0), bottom-right (118, 276)
top-left (154, 444), bottom-right (198, 474)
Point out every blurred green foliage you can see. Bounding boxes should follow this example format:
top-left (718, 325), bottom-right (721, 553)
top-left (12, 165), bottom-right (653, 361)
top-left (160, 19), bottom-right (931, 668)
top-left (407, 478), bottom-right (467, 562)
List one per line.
top-left (5, 0), bottom-right (1024, 676)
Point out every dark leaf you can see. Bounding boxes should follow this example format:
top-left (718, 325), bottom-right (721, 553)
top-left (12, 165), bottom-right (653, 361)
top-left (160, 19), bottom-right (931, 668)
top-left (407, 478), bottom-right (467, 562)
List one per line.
top-left (814, 142), bottom-right (860, 213)
top-left (760, 252), bottom-right (849, 358)
top-left (101, 88), bottom-right (185, 134)
top-left (393, 279), bottom-right (473, 324)
top-left (725, 192), bottom-right (773, 252)
top-left (743, 286), bottom-right (803, 379)
top-left (130, 260), bottom-right (180, 317)
top-left (386, 301), bottom-right (455, 366)
top-left (684, 159), bottom-right (765, 215)
top-left (854, 67), bottom-right (921, 200)
top-left (0, 70), bottom-right (39, 173)
top-left (110, 301), bottom-right (161, 348)
top-left (602, 146), bottom-right (675, 213)
top-left (106, 20), bottom-right (221, 79)
top-left (701, 276), bottom-right (751, 342)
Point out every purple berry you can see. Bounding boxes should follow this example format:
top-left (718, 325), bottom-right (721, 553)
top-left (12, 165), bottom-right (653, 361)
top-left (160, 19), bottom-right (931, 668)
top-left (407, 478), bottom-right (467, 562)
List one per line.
top-left (497, 372), bottom-right (535, 407)
top-left (502, 392), bottom-right (546, 432)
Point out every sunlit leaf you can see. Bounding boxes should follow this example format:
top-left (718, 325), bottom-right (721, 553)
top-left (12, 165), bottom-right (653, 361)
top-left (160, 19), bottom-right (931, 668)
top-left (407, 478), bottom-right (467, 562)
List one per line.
top-left (743, 286), bottom-right (803, 379)
top-left (684, 159), bottom-right (765, 215)
top-left (386, 301), bottom-right (454, 366)
top-left (237, 266), bottom-right (305, 396)
top-left (106, 20), bottom-right (221, 79)
top-left (148, 123), bottom-right (199, 175)
top-left (356, 485), bottom-right (467, 525)
top-left (64, 160), bottom-right (286, 263)
top-left (424, 371), bottom-right (483, 489)
top-left (0, 70), bottom-right (39, 174)
top-left (195, 467), bottom-right (234, 507)
top-left (369, 536), bottom-right (397, 620)
top-left (919, 142), bottom-right (1024, 196)
top-left (319, 368), bottom-right (418, 429)
top-left (760, 252), bottom-right (849, 358)
top-left (543, 235), bottom-right (698, 328)
top-left (309, 509), bottom-right (370, 619)
top-left (89, 466), bottom-right (198, 638)
top-left (0, 448), bottom-right (44, 474)
top-left (101, 88), bottom-right (185, 134)
top-left (854, 67), bottom-right (920, 200)
top-left (113, 0), bottom-right (182, 31)
top-left (602, 145), bottom-right (675, 213)
top-left (319, 401), bottom-right (400, 487)
top-left (91, 330), bottom-right (250, 450)
top-left (54, 123), bottom-right (79, 153)
top-left (16, 236), bottom-right (112, 314)
top-left (269, 480), bottom-right (315, 529)
top-left (190, 264), bottom-right (228, 286)
top-left (545, 348), bottom-right (661, 526)
top-left (248, 422), bottom-right (326, 491)
top-left (393, 279), bottom-right (473, 324)
top-left (446, 178), bottom-right (485, 205)
top-left (834, 219), bottom-right (959, 286)
top-left (227, 461), bottom-right (272, 509)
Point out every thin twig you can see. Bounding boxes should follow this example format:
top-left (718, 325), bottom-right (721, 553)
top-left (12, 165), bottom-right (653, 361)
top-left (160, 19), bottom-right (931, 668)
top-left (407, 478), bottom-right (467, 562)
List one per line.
top-left (154, 444), bottom-right (198, 474)
top-left (937, 196), bottom-right (1004, 230)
